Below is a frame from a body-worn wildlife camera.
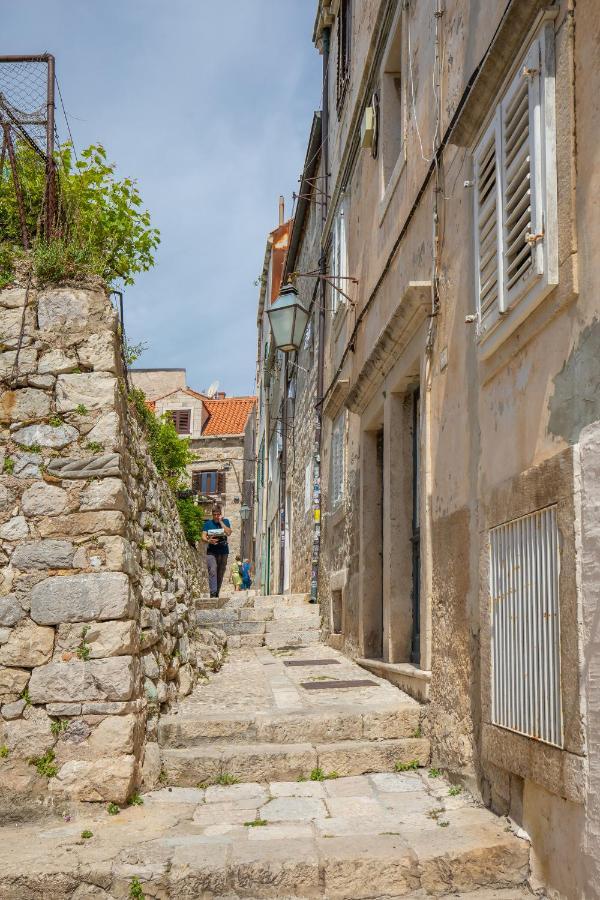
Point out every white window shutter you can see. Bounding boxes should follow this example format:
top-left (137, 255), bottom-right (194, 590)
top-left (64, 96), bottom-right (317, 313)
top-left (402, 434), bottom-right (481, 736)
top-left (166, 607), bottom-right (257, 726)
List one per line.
top-left (473, 110), bottom-right (503, 334)
top-left (500, 40), bottom-right (540, 308)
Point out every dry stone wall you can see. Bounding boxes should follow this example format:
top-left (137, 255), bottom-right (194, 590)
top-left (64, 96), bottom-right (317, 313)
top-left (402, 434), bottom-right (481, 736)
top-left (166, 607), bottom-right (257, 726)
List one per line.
top-left (0, 280), bottom-right (216, 815)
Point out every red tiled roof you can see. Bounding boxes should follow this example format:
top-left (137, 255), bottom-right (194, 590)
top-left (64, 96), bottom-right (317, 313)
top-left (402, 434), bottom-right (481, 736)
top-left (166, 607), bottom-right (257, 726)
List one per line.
top-left (202, 396), bottom-right (256, 436)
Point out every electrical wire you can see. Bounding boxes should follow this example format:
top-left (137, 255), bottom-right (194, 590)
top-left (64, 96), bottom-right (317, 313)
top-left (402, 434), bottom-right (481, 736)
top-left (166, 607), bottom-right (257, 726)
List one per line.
top-left (55, 76), bottom-right (77, 159)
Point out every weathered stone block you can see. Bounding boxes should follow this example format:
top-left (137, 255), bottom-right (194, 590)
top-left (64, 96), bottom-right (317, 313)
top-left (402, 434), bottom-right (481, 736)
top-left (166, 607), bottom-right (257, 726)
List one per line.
top-left (55, 373), bottom-right (116, 412)
top-left (28, 655), bottom-right (137, 702)
top-left (3, 706), bottom-right (54, 758)
top-left (11, 540), bottom-right (74, 570)
top-left (87, 714), bottom-right (137, 755)
top-left (79, 478), bottom-right (127, 512)
top-left (46, 453), bottom-right (121, 480)
top-left (12, 451), bottom-right (42, 478)
top-left (0, 389), bottom-right (51, 423)
top-left (38, 510), bottom-right (126, 538)
top-left (0, 288), bottom-right (28, 308)
top-left (37, 349), bottom-right (78, 375)
top-left (0, 305), bottom-right (35, 341)
top-left (85, 412), bottom-right (120, 450)
top-left (52, 754), bottom-right (137, 803)
top-left (30, 572), bottom-right (133, 624)
top-left (1, 698), bottom-right (26, 719)
top-left (77, 333), bottom-right (117, 373)
top-left (0, 620), bottom-right (54, 667)
top-left (0, 666), bottom-right (29, 703)
top-left (0, 516), bottom-right (29, 540)
top-left (0, 349), bottom-right (37, 379)
top-left (12, 423), bottom-right (79, 449)
top-left (0, 595), bottom-right (24, 627)
top-left (46, 702), bottom-right (82, 716)
top-left (20, 482), bottom-right (68, 517)
top-left (57, 619), bottom-right (137, 658)
top-left (37, 289), bottom-right (89, 331)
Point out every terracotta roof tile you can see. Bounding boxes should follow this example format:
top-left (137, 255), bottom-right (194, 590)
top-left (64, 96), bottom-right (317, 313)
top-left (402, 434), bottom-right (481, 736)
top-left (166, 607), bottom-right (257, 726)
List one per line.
top-left (202, 396), bottom-right (256, 436)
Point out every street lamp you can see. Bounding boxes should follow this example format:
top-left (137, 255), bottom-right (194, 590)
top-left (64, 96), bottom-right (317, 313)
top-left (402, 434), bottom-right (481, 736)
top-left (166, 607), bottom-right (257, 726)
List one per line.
top-left (239, 504), bottom-right (251, 521)
top-left (267, 282), bottom-right (310, 353)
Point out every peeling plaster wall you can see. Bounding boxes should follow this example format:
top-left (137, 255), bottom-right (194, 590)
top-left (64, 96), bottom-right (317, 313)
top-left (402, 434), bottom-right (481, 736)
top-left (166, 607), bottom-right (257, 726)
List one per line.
top-left (313, 0), bottom-right (600, 894)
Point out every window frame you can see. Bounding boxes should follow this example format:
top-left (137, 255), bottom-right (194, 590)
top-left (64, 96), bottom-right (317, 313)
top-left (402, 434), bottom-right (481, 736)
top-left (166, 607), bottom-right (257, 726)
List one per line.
top-left (473, 21), bottom-right (558, 357)
top-left (330, 200), bottom-right (348, 317)
top-left (192, 469), bottom-right (225, 497)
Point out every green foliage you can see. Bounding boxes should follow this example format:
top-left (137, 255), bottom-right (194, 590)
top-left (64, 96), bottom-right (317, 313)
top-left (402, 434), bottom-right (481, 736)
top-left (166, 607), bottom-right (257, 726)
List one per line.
top-left (394, 759), bottom-right (420, 772)
top-left (176, 497), bottom-right (205, 545)
top-left (127, 792), bottom-right (144, 806)
top-left (49, 416), bottom-right (64, 427)
top-left (28, 443), bottom-right (42, 453)
top-left (244, 819), bottom-right (268, 827)
top-left (75, 403), bottom-right (89, 415)
top-left (124, 339), bottom-right (148, 366)
top-left (107, 802), bottom-right (120, 815)
top-left (29, 748), bottom-right (58, 778)
top-left (412, 726), bottom-right (422, 738)
top-left (86, 441), bottom-right (104, 454)
top-left (215, 773), bottom-right (239, 786)
top-left (50, 719), bottom-right (69, 738)
top-left (81, 830), bottom-right (93, 839)
top-left (20, 687), bottom-right (31, 706)
top-left (428, 767), bottom-right (442, 778)
top-left (0, 141), bottom-right (160, 287)
top-left (129, 877), bottom-right (145, 900)
top-left (2, 457), bottom-right (14, 475)
top-left (309, 768), bottom-right (338, 782)
top-left (448, 785), bottom-right (462, 796)
top-left (0, 745), bottom-right (9, 759)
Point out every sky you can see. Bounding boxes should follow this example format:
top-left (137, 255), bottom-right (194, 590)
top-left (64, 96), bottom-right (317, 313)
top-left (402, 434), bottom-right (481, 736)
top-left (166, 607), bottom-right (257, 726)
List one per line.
top-left (2, 1), bottom-right (322, 397)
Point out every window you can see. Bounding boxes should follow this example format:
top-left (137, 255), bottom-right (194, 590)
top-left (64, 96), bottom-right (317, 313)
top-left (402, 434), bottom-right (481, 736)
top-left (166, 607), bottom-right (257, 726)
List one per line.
top-left (192, 470), bottom-right (226, 496)
top-left (168, 409), bottom-right (191, 434)
top-left (257, 438), bottom-right (265, 489)
top-left (380, 8), bottom-right (404, 187)
top-left (490, 505), bottom-right (562, 747)
top-left (336, 0), bottom-right (352, 113)
top-left (331, 412), bottom-right (345, 509)
top-left (330, 201), bottom-right (348, 315)
top-left (473, 24), bottom-right (557, 348)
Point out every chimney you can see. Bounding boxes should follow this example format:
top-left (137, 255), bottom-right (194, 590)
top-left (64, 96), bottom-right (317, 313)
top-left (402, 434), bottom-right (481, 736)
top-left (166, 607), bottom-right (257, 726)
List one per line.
top-left (278, 195), bottom-right (285, 226)
top-left (216, 391), bottom-right (226, 400)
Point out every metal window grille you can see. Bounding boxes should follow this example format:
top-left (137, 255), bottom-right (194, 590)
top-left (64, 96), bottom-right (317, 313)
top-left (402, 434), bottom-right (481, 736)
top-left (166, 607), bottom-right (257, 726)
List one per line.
top-left (336, 0), bottom-right (352, 113)
top-left (331, 413), bottom-right (345, 508)
top-left (490, 504), bottom-right (562, 747)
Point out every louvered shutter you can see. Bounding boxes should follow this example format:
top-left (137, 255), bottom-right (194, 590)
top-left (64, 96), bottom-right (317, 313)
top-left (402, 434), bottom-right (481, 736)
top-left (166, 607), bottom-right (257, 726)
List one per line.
top-left (500, 39), bottom-right (541, 308)
top-left (474, 111), bottom-right (503, 334)
top-left (217, 471), bottom-right (226, 495)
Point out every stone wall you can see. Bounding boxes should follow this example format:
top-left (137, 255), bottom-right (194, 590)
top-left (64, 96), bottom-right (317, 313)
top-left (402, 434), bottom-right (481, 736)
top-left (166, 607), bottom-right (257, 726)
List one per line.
top-left (0, 279), bottom-right (213, 814)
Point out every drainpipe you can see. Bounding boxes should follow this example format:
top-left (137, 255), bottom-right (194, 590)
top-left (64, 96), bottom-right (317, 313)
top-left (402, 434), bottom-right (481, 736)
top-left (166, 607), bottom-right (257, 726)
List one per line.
top-left (311, 24), bottom-right (330, 604)
top-left (279, 356), bottom-right (289, 593)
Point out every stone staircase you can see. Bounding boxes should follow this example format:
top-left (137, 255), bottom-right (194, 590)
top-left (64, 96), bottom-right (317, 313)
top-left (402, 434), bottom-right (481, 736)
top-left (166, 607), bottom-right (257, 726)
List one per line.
top-left (197, 590), bottom-right (321, 649)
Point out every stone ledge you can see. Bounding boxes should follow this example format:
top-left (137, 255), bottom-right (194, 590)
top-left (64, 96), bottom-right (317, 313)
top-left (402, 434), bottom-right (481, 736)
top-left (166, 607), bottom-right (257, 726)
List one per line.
top-left (482, 722), bottom-right (585, 804)
top-left (356, 658), bottom-right (431, 703)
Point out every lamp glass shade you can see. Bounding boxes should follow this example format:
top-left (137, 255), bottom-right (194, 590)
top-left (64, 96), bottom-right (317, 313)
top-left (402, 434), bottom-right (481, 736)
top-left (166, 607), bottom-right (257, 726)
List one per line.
top-left (267, 283), bottom-right (310, 353)
top-left (239, 504), bottom-right (250, 521)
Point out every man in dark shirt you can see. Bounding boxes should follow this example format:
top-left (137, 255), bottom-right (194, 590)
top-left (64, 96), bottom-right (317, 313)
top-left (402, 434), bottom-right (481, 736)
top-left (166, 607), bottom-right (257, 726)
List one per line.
top-left (201, 503), bottom-right (232, 598)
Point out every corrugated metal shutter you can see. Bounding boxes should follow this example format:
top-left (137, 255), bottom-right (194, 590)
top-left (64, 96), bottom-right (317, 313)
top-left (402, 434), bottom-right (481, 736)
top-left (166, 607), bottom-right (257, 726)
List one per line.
top-left (490, 504), bottom-right (562, 747)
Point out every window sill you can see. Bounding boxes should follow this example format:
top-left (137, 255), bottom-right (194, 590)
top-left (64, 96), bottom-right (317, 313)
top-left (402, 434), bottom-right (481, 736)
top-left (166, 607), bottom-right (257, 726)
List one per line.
top-left (378, 152), bottom-right (407, 227)
top-left (329, 503), bottom-right (345, 528)
top-left (477, 277), bottom-right (558, 361)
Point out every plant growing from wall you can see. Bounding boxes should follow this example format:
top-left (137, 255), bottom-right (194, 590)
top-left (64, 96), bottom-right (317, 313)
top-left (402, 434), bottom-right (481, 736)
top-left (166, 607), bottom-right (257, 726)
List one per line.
top-left (0, 141), bottom-right (160, 288)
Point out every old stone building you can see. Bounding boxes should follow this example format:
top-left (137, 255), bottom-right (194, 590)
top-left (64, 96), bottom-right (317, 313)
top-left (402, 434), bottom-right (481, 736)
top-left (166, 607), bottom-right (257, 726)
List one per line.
top-left (130, 369), bottom-right (256, 563)
top-left (257, 0), bottom-right (600, 895)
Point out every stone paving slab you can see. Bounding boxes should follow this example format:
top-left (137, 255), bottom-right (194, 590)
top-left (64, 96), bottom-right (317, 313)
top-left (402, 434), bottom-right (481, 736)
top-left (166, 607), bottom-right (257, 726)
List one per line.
top-left (0, 771), bottom-right (531, 899)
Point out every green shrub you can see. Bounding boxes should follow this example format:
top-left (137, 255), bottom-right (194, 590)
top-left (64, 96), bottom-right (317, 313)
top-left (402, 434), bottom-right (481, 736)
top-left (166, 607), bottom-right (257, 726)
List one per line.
top-left (0, 141), bottom-right (160, 288)
top-left (29, 749), bottom-right (58, 778)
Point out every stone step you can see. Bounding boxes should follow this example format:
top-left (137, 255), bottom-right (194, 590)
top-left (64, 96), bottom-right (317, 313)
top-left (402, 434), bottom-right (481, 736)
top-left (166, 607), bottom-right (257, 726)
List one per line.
top-left (159, 704), bottom-right (421, 747)
top-left (161, 737), bottom-right (430, 785)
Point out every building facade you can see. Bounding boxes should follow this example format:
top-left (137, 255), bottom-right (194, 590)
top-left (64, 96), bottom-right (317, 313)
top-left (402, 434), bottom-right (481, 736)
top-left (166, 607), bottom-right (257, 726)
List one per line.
top-left (257, 1), bottom-right (600, 895)
top-left (130, 369), bottom-right (256, 564)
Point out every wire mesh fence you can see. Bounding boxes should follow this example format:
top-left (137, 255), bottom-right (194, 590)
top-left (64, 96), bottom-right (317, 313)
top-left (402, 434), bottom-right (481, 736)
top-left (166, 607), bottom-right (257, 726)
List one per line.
top-left (0, 54), bottom-right (56, 247)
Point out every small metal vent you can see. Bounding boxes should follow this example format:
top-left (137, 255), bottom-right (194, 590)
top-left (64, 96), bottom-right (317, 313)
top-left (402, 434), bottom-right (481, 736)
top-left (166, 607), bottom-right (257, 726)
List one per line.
top-left (490, 504), bottom-right (562, 747)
